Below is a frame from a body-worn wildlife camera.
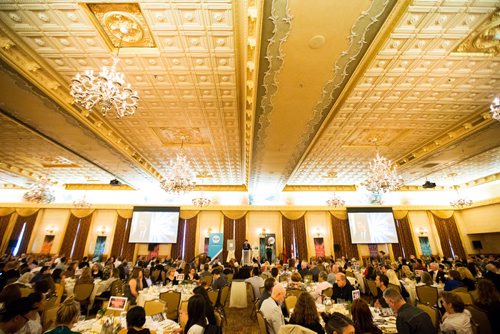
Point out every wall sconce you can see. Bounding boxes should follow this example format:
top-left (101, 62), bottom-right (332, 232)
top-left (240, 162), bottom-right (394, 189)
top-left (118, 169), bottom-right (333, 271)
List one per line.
top-left (315, 227), bottom-right (324, 237)
top-left (45, 225), bottom-right (56, 235)
top-left (97, 225), bottom-right (108, 235)
top-left (258, 228), bottom-right (267, 236)
top-left (416, 227), bottom-right (428, 236)
top-left (204, 228), bottom-right (213, 237)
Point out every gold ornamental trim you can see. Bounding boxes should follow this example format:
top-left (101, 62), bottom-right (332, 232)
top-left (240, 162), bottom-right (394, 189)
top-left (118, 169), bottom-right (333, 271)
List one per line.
top-left (454, 8), bottom-right (500, 56)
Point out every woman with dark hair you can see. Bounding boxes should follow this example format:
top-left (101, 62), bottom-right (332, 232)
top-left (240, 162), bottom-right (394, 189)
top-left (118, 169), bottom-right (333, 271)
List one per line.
top-left (91, 263), bottom-right (103, 279)
top-left (440, 292), bottom-right (473, 334)
top-left (289, 292), bottom-right (324, 334)
top-left (76, 267), bottom-right (93, 285)
top-left (187, 267), bottom-right (200, 283)
top-left (321, 312), bottom-right (355, 334)
top-left (420, 271), bottom-right (433, 286)
top-left (288, 272), bottom-right (305, 291)
top-left (51, 268), bottom-right (66, 285)
top-left (0, 283), bottom-right (21, 304)
top-left (124, 267), bottom-right (143, 305)
top-left (350, 299), bottom-right (382, 334)
top-left (117, 306), bottom-right (156, 334)
top-left (18, 292), bottom-right (44, 334)
top-left (474, 279), bottom-right (500, 332)
top-left (192, 286), bottom-right (217, 327)
top-left (444, 270), bottom-right (465, 291)
top-left (185, 294), bottom-right (208, 334)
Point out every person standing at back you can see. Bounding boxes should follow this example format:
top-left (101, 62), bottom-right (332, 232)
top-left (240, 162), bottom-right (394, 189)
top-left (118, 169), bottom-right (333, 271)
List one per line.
top-left (383, 287), bottom-right (436, 334)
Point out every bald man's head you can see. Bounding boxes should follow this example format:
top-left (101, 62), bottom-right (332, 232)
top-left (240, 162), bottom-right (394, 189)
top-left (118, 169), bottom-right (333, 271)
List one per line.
top-left (271, 284), bottom-right (286, 303)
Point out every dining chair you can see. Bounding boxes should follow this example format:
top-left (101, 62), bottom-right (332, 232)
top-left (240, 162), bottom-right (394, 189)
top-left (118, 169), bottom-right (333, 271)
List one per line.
top-left (322, 287), bottom-right (333, 298)
top-left (285, 295), bottom-right (297, 315)
top-left (256, 310), bottom-right (268, 334)
top-left (41, 305), bottom-right (59, 332)
top-left (416, 285), bottom-right (438, 306)
top-left (73, 283), bottom-right (94, 316)
top-left (278, 324), bottom-right (316, 334)
top-left (159, 290), bottom-right (181, 321)
top-left (466, 305), bottom-right (492, 334)
top-left (144, 299), bottom-right (167, 316)
top-left (416, 302), bottom-right (440, 330)
top-left (207, 289), bottom-right (219, 307)
top-left (455, 291), bottom-right (473, 305)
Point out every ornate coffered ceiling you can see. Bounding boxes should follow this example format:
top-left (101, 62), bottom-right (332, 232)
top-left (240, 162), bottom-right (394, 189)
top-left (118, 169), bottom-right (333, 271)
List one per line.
top-left (0, 0), bottom-right (499, 202)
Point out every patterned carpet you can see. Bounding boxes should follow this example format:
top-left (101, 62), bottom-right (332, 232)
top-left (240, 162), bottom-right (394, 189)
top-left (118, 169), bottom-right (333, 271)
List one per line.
top-left (223, 291), bottom-right (260, 334)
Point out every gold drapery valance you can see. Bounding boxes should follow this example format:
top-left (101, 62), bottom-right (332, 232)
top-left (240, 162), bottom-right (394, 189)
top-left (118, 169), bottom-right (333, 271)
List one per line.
top-left (16, 208), bottom-right (41, 216)
top-left (221, 210), bottom-right (247, 220)
top-left (70, 208), bottom-right (95, 218)
top-left (116, 209), bottom-right (133, 219)
top-left (0, 208), bottom-right (16, 216)
top-left (180, 210), bottom-right (200, 220)
top-left (280, 211), bottom-right (306, 220)
top-left (393, 210), bottom-right (408, 220)
top-left (431, 210), bottom-right (454, 219)
top-left (329, 210), bottom-right (347, 220)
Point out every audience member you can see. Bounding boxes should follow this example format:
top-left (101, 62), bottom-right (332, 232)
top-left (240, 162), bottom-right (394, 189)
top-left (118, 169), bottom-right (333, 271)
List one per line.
top-left (17, 292), bottom-right (44, 334)
top-left (289, 292), bottom-right (325, 334)
top-left (420, 272), bottom-right (433, 286)
top-left (312, 271), bottom-right (332, 303)
top-left (184, 294), bottom-right (208, 334)
top-left (245, 267), bottom-right (264, 300)
top-left (260, 284), bottom-right (286, 334)
top-left (124, 267), bottom-right (143, 305)
top-left (332, 273), bottom-right (354, 302)
top-left (474, 279), bottom-right (500, 333)
top-left (76, 267), bottom-right (93, 285)
top-left (288, 272), bottom-right (306, 291)
top-left (117, 305), bottom-right (156, 334)
top-left (440, 292), bottom-right (473, 334)
top-left (351, 299), bottom-right (382, 334)
top-left (456, 267), bottom-right (475, 291)
top-left (383, 287), bottom-right (435, 334)
top-left (321, 312), bottom-right (355, 334)
top-left (44, 296), bottom-right (80, 334)
top-left (374, 274), bottom-right (389, 308)
top-left (444, 270), bottom-right (465, 291)
top-left (0, 297), bottom-right (34, 334)
top-left (211, 268), bottom-right (227, 291)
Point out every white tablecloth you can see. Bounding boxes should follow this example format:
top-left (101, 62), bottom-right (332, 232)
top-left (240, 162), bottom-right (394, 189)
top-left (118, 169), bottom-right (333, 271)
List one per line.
top-left (229, 281), bottom-right (248, 308)
top-left (136, 285), bottom-right (193, 307)
top-left (73, 316), bottom-right (180, 334)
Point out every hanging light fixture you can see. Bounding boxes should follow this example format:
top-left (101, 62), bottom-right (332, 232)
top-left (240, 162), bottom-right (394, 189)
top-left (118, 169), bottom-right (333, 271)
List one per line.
top-left (448, 173), bottom-right (472, 208)
top-left (363, 138), bottom-right (404, 194)
top-left (73, 194), bottom-right (91, 208)
top-left (490, 95), bottom-right (500, 121)
top-left (326, 193), bottom-right (345, 207)
top-left (160, 138), bottom-right (196, 195)
top-left (192, 195), bottom-right (211, 207)
top-left (23, 177), bottom-right (55, 204)
top-left (70, 26), bottom-right (138, 118)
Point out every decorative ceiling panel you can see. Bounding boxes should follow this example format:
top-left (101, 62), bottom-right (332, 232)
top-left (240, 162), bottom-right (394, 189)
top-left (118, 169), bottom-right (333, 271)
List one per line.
top-left (288, 1), bottom-right (500, 188)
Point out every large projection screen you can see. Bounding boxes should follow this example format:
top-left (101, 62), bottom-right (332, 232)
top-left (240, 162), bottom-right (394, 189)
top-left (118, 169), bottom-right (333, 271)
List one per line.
top-left (129, 207), bottom-right (180, 243)
top-left (347, 207), bottom-right (398, 244)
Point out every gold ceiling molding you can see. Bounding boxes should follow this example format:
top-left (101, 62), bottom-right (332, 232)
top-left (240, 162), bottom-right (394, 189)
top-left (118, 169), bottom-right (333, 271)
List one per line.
top-left (195, 185), bottom-right (248, 192)
top-left (283, 185), bottom-right (357, 192)
top-left (0, 184), bottom-right (25, 190)
top-left (399, 185), bottom-right (447, 191)
top-left (242, 0), bottom-right (264, 187)
top-left (397, 113), bottom-right (495, 169)
top-left (454, 8), bottom-right (499, 56)
top-left (153, 127), bottom-right (209, 147)
top-left (0, 22), bottom-right (165, 186)
top-left (0, 160), bottom-right (44, 183)
top-left (84, 3), bottom-right (156, 49)
top-left (461, 172), bottom-right (500, 189)
top-left (65, 184), bottom-right (135, 191)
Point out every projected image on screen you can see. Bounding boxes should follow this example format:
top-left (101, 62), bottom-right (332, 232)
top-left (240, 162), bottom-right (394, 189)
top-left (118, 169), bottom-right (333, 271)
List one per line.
top-left (129, 207), bottom-right (179, 243)
top-left (348, 209), bottom-right (398, 244)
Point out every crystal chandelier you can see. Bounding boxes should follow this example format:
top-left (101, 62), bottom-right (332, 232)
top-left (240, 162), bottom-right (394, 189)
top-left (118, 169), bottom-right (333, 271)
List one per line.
top-left (73, 195), bottom-right (91, 208)
top-left (160, 143), bottom-right (196, 195)
top-left (450, 186), bottom-right (472, 209)
top-left (490, 96), bottom-right (500, 121)
top-left (192, 195), bottom-right (211, 207)
top-left (23, 177), bottom-right (55, 204)
top-left (70, 26), bottom-right (138, 118)
top-left (326, 193), bottom-right (345, 207)
top-left (364, 139), bottom-right (403, 194)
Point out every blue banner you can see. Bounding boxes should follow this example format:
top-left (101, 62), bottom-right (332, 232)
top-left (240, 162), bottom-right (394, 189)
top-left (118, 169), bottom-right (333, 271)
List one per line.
top-left (208, 232), bottom-right (223, 259)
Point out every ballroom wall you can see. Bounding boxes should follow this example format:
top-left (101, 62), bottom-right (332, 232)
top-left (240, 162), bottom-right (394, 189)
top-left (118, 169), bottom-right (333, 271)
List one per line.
top-left (1, 203), bottom-right (499, 261)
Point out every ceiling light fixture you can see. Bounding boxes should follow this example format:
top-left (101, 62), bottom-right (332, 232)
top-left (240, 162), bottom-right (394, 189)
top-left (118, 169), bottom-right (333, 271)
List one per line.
top-left (364, 138), bottom-right (403, 194)
top-left (490, 96), bottom-right (500, 121)
top-left (70, 26), bottom-right (138, 118)
top-left (160, 138), bottom-right (196, 195)
top-left (192, 195), bottom-right (211, 207)
top-left (448, 173), bottom-right (472, 209)
top-left (326, 193), bottom-right (345, 207)
top-left (23, 177), bottom-right (55, 204)
top-left (73, 194), bottom-right (91, 208)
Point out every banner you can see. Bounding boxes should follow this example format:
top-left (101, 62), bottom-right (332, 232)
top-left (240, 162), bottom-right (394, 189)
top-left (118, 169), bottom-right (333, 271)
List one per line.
top-left (208, 232), bottom-right (223, 260)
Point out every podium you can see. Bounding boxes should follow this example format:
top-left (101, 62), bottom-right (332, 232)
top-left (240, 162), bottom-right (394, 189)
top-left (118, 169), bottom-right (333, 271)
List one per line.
top-left (242, 249), bottom-right (251, 266)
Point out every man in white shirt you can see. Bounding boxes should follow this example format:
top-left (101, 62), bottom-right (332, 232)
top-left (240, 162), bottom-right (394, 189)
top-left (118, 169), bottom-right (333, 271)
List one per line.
top-left (245, 267), bottom-right (265, 300)
top-left (260, 284), bottom-right (286, 334)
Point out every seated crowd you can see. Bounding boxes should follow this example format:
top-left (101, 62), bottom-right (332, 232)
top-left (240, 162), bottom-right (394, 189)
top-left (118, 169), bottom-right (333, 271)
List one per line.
top-left (0, 252), bottom-right (499, 334)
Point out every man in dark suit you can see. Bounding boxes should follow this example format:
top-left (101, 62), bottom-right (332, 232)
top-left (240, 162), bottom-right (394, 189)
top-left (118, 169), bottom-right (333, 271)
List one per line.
top-left (332, 273), bottom-right (355, 302)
